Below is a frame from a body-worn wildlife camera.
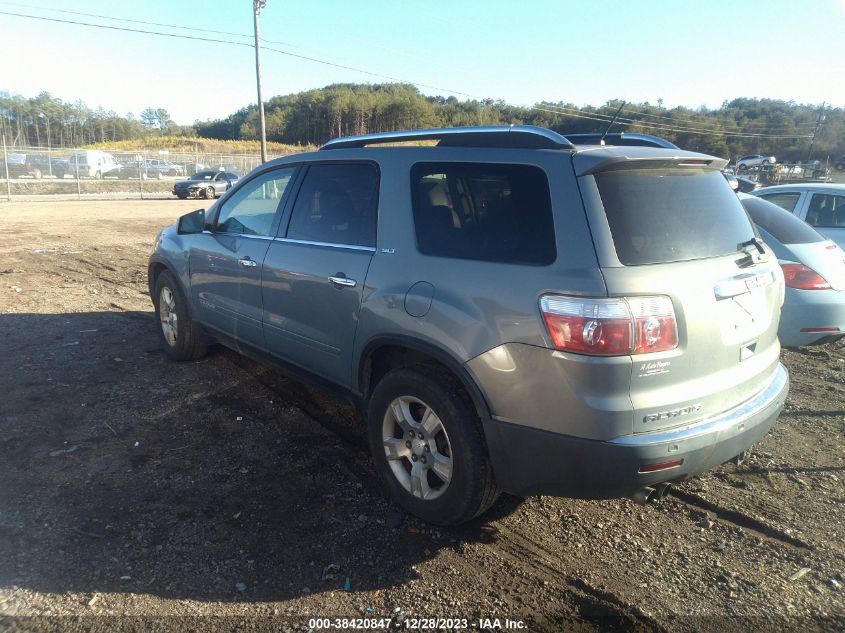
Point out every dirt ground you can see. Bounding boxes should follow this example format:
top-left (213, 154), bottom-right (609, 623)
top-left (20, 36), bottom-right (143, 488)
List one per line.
top-left (0, 200), bottom-right (843, 633)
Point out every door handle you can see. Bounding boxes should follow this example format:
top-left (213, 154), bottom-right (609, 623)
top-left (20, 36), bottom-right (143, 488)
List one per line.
top-left (328, 275), bottom-right (356, 287)
top-left (238, 257), bottom-right (258, 268)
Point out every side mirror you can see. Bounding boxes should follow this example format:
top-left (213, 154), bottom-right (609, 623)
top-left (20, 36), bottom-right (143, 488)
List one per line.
top-left (177, 208), bottom-right (205, 234)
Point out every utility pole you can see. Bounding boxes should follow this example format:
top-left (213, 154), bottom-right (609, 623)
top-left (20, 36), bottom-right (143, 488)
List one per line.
top-left (253, 0), bottom-right (268, 164)
top-left (806, 101), bottom-right (826, 163)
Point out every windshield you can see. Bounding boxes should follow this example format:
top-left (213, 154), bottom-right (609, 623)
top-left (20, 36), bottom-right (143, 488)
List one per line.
top-left (190, 171), bottom-right (215, 180)
top-left (595, 168), bottom-right (756, 265)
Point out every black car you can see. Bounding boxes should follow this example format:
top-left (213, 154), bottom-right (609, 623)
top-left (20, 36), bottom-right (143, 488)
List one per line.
top-left (172, 171), bottom-right (239, 199)
top-left (0, 153), bottom-right (56, 178)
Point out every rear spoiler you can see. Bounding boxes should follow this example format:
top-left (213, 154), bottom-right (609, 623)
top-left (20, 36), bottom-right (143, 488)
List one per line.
top-left (574, 150), bottom-right (728, 176)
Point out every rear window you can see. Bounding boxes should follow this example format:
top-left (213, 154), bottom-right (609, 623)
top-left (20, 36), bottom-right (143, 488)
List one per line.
top-left (741, 197), bottom-right (823, 245)
top-left (595, 169), bottom-right (756, 265)
top-left (411, 162), bottom-right (556, 265)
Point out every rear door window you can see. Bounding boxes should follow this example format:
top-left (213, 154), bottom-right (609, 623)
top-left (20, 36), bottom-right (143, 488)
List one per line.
top-left (285, 163), bottom-right (379, 247)
top-left (594, 168), bottom-right (755, 265)
top-left (804, 193), bottom-right (845, 228)
top-left (410, 162), bottom-right (556, 265)
top-left (741, 197), bottom-right (823, 245)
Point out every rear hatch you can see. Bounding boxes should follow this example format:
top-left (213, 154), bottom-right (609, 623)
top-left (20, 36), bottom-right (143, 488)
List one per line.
top-left (574, 149), bottom-right (784, 435)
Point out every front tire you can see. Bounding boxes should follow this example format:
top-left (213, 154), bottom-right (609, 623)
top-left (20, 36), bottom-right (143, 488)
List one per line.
top-left (367, 367), bottom-right (499, 525)
top-left (152, 270), bottom-right (208, 361)
top-left (203, 186), bottom-right (215, 199)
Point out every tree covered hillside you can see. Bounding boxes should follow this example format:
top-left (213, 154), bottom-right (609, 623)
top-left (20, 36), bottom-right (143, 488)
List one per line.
top-left (2, 85), bottom-right (842, 162)
top-left (195, 84), bottom-right (843, 162)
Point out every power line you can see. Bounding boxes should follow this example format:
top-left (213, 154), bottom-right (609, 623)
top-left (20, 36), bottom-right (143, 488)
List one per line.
top-left (537, 104), bottom-right (813, 139)
top-left (0, 7), bottom-right (823, 141)
top-left (0, 0), bottom-right (473, 86)
top-left (0, 9), bottom-right (481, 101)
top-left (540, 103), bottom-right (814, 137)
top-left (0, 1), bottom-right (296, 46)
top-left (619, 105), bottom-right (815, 131)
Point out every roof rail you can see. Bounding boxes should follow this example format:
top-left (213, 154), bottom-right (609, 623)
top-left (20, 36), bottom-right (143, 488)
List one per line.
top-left (320, 125), bottom-right (576, 151)
top-left (565, 132), bottom-right (678, 149)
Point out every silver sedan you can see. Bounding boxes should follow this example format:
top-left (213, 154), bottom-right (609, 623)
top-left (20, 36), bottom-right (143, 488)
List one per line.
top-left (741, 193), bottom-right (845, 347)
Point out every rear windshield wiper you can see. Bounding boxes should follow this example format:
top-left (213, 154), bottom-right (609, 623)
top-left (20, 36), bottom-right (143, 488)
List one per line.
top-left (736, 237), bottom-right (767, 267)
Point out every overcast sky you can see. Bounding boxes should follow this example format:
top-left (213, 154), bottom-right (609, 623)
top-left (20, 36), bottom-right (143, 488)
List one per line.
top-left (1, 0), bottom-right (844, 124)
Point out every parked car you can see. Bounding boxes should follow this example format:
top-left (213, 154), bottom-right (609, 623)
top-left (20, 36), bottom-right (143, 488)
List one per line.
top-left (172, 170), bottom-right (239, 199)
top-left (0, 153), bottom-right (54, 178)
top-left (740, 194), bottom-right (845, 347)
top-left (55, 150), bottom-right (120, 179)
top-left (737, 154), bottom-right (777, 171)
top-left (121, 160), bottom-right (179, 180)
top-left (834, 155), bottom-right (845, 172)
top-left (724, 172), bottom-right (761, 194)
top-left (753, 183), bottom-right (845, 249)
top-left (146, 159), bottom-right (185, 177)
top-left (736, 175), bottom-right (760, 193)
top-left (149, 125), bottom-right (788, 525)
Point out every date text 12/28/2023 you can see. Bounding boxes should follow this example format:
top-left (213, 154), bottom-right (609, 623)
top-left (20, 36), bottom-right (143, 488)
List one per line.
top-left (307, 617), bottom-right (527, 630)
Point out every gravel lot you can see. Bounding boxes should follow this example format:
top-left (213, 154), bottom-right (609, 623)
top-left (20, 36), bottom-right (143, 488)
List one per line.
top-left (0, 200), bottom-right (843, 632)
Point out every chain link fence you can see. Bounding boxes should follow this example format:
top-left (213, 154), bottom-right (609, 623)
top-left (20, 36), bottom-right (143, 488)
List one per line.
top-left (0, 144), bottom-right (288, 201)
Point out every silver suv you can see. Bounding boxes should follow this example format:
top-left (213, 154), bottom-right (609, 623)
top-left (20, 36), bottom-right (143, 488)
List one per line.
top-left (148, 126), bottom-right (789, 525)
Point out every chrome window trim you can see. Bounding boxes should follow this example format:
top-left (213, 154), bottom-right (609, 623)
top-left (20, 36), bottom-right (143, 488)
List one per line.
top-left (274, 237), bottom-right (376, 252)
top-left (201, 230), bottom-right (274, 241)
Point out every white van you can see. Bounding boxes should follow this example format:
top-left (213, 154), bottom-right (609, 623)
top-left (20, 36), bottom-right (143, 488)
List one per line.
top-left (57, 150), bottom-right (120, 179)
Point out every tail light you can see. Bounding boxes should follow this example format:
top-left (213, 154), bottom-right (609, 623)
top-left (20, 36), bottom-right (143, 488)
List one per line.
top-left (780, 263), bottom-right (830, 290)
top-left (540, 295), bottom-right (678, 356)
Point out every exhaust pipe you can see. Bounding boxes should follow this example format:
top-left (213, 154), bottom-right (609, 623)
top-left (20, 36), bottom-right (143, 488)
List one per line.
top-left (653, 482), bottom-right (672, 501)
top-left (630, 486), bottom-right (656, 505)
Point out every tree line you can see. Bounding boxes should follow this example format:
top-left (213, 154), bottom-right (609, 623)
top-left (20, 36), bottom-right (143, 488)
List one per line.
top-left (0, 91), bottom-right (191, 148)
top-left (2, 85), bottom-right (843, 162)
top-left (195, 84), bottom-right (843, 162)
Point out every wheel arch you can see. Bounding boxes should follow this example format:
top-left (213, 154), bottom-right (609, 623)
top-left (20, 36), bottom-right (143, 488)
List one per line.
top-left (357, 336), bottom-right (492, 423)
top-left (148, 257), bottom-right (183, 302)
top-left (357, 335), bottom-right (517, 497)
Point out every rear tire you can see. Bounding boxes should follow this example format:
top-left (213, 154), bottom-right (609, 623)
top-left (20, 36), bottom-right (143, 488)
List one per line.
top-left (152, 270), bottom-right (208, 361)
top-left (367, 366), bottom-right (499, 525)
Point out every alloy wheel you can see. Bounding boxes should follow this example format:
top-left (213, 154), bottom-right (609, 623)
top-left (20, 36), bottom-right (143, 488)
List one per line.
top-left (159, 286), bottom-right (178, 346)
top-left (382, 396), bottom-right (453, 500)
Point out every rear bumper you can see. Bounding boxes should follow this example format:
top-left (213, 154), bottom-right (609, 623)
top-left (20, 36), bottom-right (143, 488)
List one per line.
top-left (779, 288), bottom-right (845, 347)
top-left (485, 363), bottom-right (789, 498)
